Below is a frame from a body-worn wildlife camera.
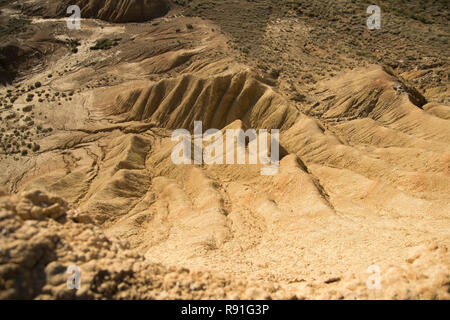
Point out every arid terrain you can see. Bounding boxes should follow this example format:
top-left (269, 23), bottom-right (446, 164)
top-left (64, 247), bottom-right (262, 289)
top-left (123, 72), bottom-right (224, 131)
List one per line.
top-left (0, 0), bottom-right (449, 299)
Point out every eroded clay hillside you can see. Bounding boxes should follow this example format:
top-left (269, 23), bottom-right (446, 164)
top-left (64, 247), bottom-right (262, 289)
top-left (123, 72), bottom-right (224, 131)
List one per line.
top-left (0, 0), bottom-right (449, 299)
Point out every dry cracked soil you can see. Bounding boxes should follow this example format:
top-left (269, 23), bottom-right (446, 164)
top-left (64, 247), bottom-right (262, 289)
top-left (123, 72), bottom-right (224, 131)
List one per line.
top-left (0, 0), bottom-right (449, 300)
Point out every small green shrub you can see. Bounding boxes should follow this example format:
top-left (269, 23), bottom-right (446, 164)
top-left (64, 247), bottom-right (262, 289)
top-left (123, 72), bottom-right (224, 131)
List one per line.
top-left (90, 38), bottom-right (121, 51)
top-left (66, 39), bottom-right (81, 54)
